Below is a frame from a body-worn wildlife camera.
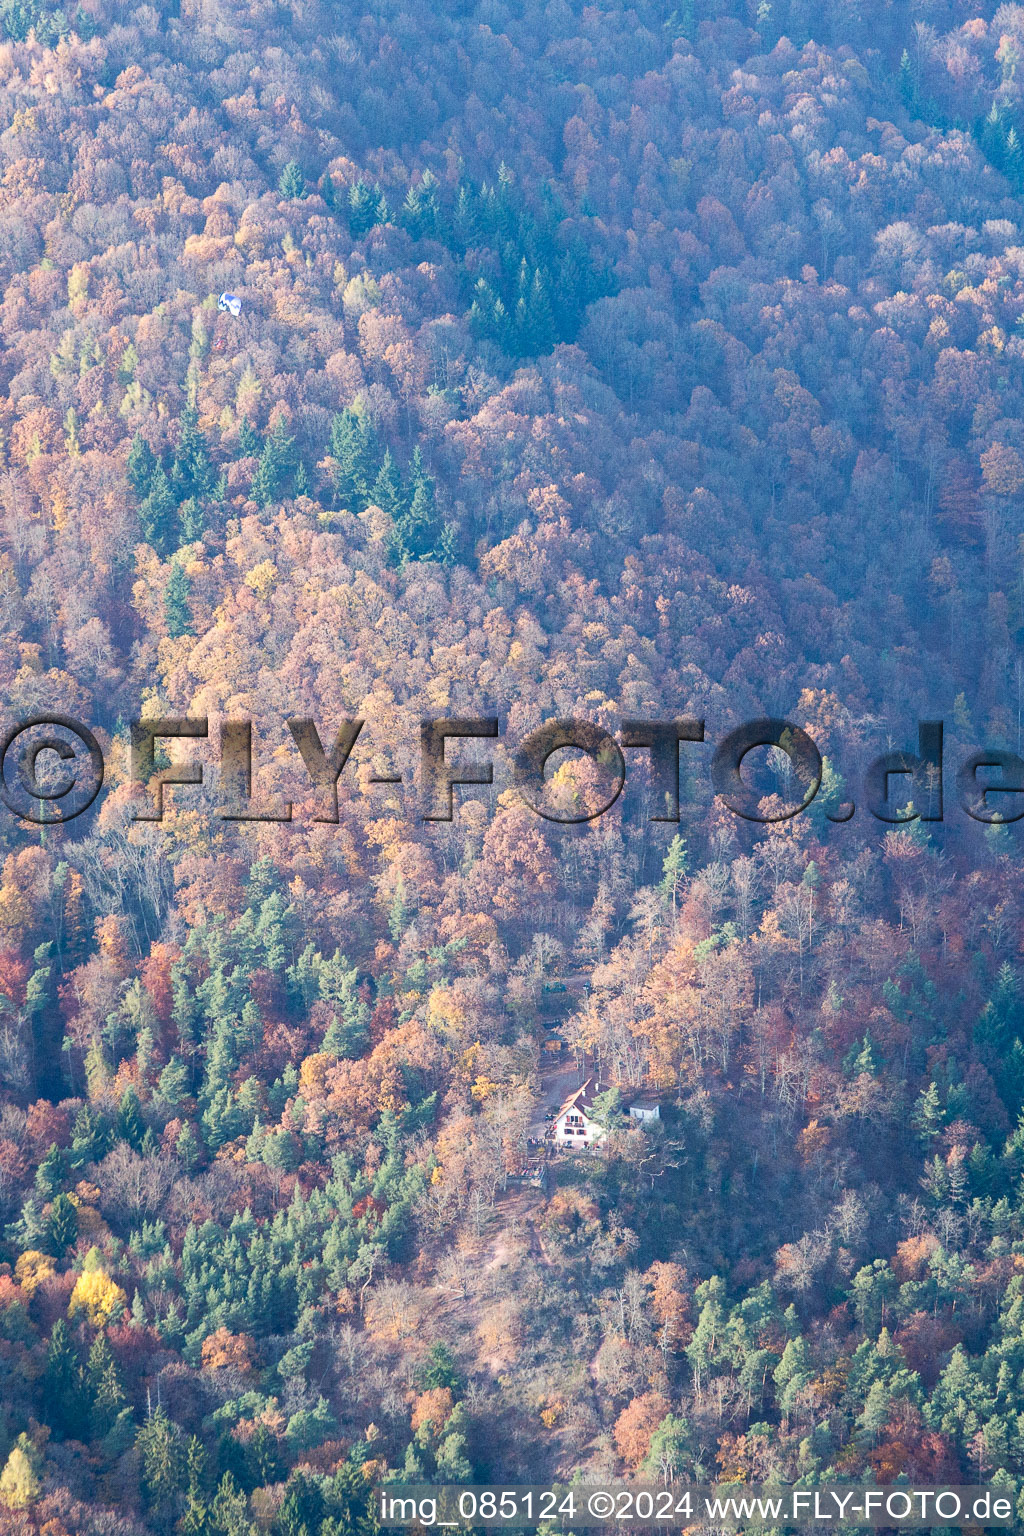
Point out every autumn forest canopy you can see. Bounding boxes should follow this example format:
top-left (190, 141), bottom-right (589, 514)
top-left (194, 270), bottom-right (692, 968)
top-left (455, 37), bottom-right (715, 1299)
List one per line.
top-left (5, 0), bottom-right (1024, 1531)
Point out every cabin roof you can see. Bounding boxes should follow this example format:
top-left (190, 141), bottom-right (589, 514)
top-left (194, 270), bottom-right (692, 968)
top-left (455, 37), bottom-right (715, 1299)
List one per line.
top-left (556, 1077), bottom-right (599, 1118)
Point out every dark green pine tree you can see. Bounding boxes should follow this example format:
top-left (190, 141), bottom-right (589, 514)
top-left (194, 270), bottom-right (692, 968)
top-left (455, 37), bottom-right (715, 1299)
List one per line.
top-left (183, 1433), bottom-right (209, 1499)
top-left (87, 1331), bottom-right (129, 1435)
top-left (7, 1193), bottom-right (47, 1249)
top-left (165, 564), bottom-right (192, 639)
top-left (476, 181), bottom-right (499, 242)
top-left (401, 183), bottom-right (425, 239)
top-left (419, 1341), bottom-right (463, 1391)
top-left (370, 450), bottom-right (405, 522)
top-left (70, 1104), bottom-right (108, 1167)
top-left (494, 161), bottom-right (517, 240)
top-left (554, 244), bottom-right (587, 338)
top-left (976, 962), bottom-right (1024, 1111)
top-left (279, 160), bottom-right (305, 199)
top-left (319, 172), bottom-right (338, 213)
top-left (539, 175), bottom-right (567, 229)
top-left (417, 168), bottom-right (441, 238)
top-left (209, 1471), bottom-right (250, 1533)
top-left (177, 1484), bottom-right (210, 1536)
top-left (237, 416), bottom-right (261, 456)
top-left (34, 1141), bottom-right (63, 1199)
top-left (175, 1121), bottom-right (203, 1174)
top-left (436, 521), bottom-right (459, 566)
top-left (0, 2), bottom-right (35, 44)
top-left (137, 1405), bottom-right (186, 1517)
top-left (157, 1054), bottom-right (189, 1105)
top-left (250, 1419), bottom-right (284, 1485)
top-left (848, 1034), bottom-right (877, 1077)
top-left (490, 294), bottom-right (513, 352)
top-left (170, 406), bottom-right (214, 503)
top-left (402, 170), bottom-right (440, 240)
top-left (47, 1191), bottom-right (78, 1257)
top-left (512, 257), bottom-right (533, 354)
top-left (348, 180), bottom-right (383, 238)
top-left (251, 418), bottom-right (295, 508)
top-left (468, 277), bottom-right (511, 350)
top-left (396, 496), bottom-right (432, 564)
top-left (911, 1080), bottom-right (943, 1142)
top-left (45, 1318), bottom-right (88, 1439)
top-left (139, 465), bottom-right (176, 554)
top-left (328, 406), bottom-right (377, 509)
top-left (980, 101), bottom-right (1003, 163)
top-left (246, 853), bottom-right (282, 910)
top-left (178, 497), bottom-right (205, 544)
top-left (523, 267), bottom-right (556, 354)
top-left (117, 1085), bottom-right (146, 1149)
top-left (278, 1472), bottom-right (325, 1536)
top-left (452, 182), bottom-right (478, 250)
top-left (393, 447), bottom-right (440, 562)
top-left (324, 1456), bottom-right (384, 1536)
top-left (127, 431), bottom-right (157, 499)
top-left (674, 0), bottom-right (696, 40)
top-left (1006, 125), bottom-right (1024, 190)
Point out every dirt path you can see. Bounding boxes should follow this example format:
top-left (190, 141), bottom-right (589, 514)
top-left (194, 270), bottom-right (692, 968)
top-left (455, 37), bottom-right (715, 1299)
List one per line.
top-left (528, 1057), bottom-right (584, 1139)
top-left (491, 1188), bottom-right (555, 1270)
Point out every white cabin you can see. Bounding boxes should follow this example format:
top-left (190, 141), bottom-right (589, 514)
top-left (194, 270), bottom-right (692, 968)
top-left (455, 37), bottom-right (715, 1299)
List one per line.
top-left (552, 1078), bottom-right (607, 1149)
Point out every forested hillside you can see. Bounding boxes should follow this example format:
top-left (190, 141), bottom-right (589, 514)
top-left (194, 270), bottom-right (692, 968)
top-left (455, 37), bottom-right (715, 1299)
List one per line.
top-left (1, 0), bottom-right (1024, 1531)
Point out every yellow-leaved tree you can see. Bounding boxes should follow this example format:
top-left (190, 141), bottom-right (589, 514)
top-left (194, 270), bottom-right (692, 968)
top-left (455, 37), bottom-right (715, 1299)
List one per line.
top-left (14, 1250), bottom-right (54, 1296)
top-left (69, 1262), bottom-right (127, 1327)
top-left (0, 1434), bottom-right (40, 1508)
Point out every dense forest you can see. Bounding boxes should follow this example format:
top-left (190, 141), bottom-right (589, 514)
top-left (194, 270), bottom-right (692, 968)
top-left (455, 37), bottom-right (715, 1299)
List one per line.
top-left (1, 0), bottom-right (1024, 1531)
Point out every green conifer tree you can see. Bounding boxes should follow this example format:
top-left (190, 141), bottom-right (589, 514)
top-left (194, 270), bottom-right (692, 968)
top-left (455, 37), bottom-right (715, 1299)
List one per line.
top-left (165, 564), bottom-right (193, 638)
top-left (523, 266), bottom-right (556, 353)
top-left (237, 416), bottom-right (261, 456)
top-left (251, 418), bottom-right (295, 508)
top-left (348, 180), bottom-right (383, 237)
top-left (34, 1142), bottom-right (63, 1199)
top-left (45, 1318), bottom-right (88, 1438)
top-left (279, 161), bottom-right (305, 199)
top-left (140, 466), bottom-right (177, 553)
top-left (250, 1418), bottom-right (284, 1486)
top-left (117, 1085), bottom-right (146, 1149)
top-left (370, 449), bottom-right (404, 522)
top-left (210, 1471), bottom-right (252, 1535)
top-left (175, 1121), bottom-right (203, 1174)
top-left (47, 1191), bottom-right (78, 1257)
top-left (401, 183), bottom-right (424, 238)
top-left (660, 834), bottom-right (688, 912)
top-left (69, 1104), bottom-right (108, 1167)
top-left (328, 406), bottom-right (377, 508)
top-left (453, 183), bottom-right (478, 249)
top-left (88, 1331), bottom-right (129, 1434)
top-left (158, 1055), bottom-right (189, 1105)
top-left (137, 1405), bottom-right (186, 1514)
top-left (911, 1081), bottom-right (943, 1141)
top-left (170, 406), bottom-right (214, 503)
top-left (127, 431), bottom-right (157, 499)
top-left (178, 497), bottom-right (205, 544)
